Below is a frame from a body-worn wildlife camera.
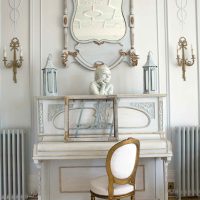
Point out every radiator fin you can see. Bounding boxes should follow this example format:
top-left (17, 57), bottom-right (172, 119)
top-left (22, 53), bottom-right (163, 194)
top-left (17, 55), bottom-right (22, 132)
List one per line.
top-left (0, 129), bottom-right (25, 200)
top-left (175, 126), bottom-right (200, 198)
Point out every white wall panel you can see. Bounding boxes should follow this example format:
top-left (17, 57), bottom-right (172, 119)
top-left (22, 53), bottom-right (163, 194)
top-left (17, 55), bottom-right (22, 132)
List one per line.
top-left (29, 0), bottom-right (43, 193)
top-left (0, 0), bottom-right (3, 127)
top-left (40, 0), bottom-right (159, 95)
top-left (196, 0), bottom-right (200, 122)
top-left (167, 0), bottom-right (198, 126)
top-left (0, 0), bottom-right (31, 128)
top-left (0, 0), bottom-right (200, 194)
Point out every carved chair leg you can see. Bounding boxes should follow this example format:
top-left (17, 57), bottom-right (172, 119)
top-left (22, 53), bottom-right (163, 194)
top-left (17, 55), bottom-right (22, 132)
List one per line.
top-left (91, 192), bottom-right (95, 200)
top-left (131, 195), bottom-right (134, 200)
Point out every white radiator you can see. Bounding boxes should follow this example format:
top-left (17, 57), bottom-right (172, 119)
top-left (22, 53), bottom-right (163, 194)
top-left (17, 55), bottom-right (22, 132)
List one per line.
top-left (175, 126), bottom-right (200, 199)
top-left (0, 129), bottom-right (25, 200)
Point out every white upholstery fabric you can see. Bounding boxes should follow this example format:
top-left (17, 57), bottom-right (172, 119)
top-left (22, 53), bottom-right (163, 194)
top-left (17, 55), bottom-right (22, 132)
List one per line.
top-left (111, 144), bottom-right (136, 179)
top-left (90, 176), bottom-right (134, 196)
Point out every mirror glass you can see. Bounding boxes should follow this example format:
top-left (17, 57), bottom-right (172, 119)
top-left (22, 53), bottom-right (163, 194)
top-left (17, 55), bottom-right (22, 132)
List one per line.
top-left (71, 0), bottom-right (126, 43)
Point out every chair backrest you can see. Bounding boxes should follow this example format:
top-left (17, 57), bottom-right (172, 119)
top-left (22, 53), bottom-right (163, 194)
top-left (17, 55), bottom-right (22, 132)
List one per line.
top-left (106, 138), bottom-right (140, 189)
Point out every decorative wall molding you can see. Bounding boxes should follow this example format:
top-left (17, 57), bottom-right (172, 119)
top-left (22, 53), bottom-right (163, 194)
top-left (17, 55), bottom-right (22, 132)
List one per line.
top-left (40, 0), bottom-right (43, 95)
top-left (8, 0), bottom-right (22, 33)
top-left (63, 0), bottom-right (68, 49)
top-left (175, 0), bottom-right (188, 29)
top-left (155, 0), bottom-right (160, 94)
top-left (163, 0), bottom-right (171, 138)
top-left (195, 0), bottom-right (200, 124)
top-left (29, 0), bottom-right (43, 194)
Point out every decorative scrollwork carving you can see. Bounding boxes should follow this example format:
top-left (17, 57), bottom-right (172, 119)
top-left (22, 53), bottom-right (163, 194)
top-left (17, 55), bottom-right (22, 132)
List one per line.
top-left (39, 103), bottom-right (44, 133)
top-left (61, 50), bottom-right (78, 66)
top-left (93, 41), bottom-right (105, 45)
top-left (130, 102), bottom-right (155, 119)
top-left (120, 49), bottom-right (139, 67)
top-left (93, 101), bottom-right (113, 129)
top-left (48, 104), bottom-right (65, 121)
top-left (129, 49), bottom-right (139, 66)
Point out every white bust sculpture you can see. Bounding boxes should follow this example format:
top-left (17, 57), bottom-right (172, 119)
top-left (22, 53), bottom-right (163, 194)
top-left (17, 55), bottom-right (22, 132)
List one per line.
top-left (90, 64), bottom-right (113, 95)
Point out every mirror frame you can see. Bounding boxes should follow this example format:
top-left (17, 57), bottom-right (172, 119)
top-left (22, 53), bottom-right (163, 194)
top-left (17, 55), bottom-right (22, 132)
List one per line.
top-left (70, 0), bottom-right (127, 44)
top-left (61, 0), bottom-right (139, 70)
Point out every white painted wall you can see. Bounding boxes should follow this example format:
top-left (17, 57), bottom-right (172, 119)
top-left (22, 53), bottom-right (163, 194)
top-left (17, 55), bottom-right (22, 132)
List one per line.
top-left (0, 0), bottom-right (200, 194)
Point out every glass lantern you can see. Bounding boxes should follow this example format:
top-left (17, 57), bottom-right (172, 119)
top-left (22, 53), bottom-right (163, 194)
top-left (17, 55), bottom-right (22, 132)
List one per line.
top-left (143, 51), bottom-right (158, 94)
top-left (42, 54), bottom-right (58, 96)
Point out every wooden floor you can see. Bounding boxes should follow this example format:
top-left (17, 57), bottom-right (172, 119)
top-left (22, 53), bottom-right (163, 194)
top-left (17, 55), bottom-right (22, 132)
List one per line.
top-left (27, 196), bottom-right (199, 200)
top-left (169, 197), bottom-right (200, 200)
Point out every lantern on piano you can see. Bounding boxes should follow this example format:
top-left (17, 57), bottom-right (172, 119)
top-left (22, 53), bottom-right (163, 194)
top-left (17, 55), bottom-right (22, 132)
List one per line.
top-left (42, 54), bottom-right (58, 96)
top-left (143, 51), bottom-right (158, 94)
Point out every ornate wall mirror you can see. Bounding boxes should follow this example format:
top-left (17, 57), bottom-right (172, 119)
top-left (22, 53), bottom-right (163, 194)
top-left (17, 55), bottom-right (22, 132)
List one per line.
top-left (71, 0), bottom-right (126, 43)
top-left (62, 0), bottom-right (138, 70)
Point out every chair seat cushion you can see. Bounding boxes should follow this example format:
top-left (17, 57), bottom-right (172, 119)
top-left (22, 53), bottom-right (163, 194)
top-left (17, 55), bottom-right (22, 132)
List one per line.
top-left (90, 176), bottom-right (134, 196)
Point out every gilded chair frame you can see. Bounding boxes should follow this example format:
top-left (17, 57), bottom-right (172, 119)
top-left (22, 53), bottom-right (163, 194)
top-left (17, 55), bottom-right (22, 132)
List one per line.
top-left (90, 137), bottom-right (140, 200)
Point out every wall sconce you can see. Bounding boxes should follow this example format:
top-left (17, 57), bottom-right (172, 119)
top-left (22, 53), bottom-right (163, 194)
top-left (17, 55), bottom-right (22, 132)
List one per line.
top-left (143, 51), bottom-right (158, 94)
top-left (120, 49), bottom-right (139, 67)
top-left (61, 50), bottom-right (78, 66)
top-left (42, 54), bottom-right (58, 96)
top-left (2, 37), bottom-right (23, 83)
top-left (176, 37), bottom-right (195, 81)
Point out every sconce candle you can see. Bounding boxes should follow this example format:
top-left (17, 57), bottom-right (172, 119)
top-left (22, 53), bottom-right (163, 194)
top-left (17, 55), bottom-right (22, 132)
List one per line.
top-left (176, 46), bottom-right (179, 56)
top-left (176, 37), bottom-right (195, 81)
top-left (143, 51), bottom-right (158, 94)
top-left (191, 45), bottom-right (194, 55)
top-left (42, 54), bottom-right (58, 96)
top-left (2, 37), bottom-right (23, 83)
top-left (20, 47), bottom-right (23, 57)
top-left (3, 48), bottom-right (7, 57)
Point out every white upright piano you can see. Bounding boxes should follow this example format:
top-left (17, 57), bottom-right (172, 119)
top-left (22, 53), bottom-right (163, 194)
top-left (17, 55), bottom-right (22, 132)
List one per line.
top-left (33, 94), bottom-right (172, 200)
